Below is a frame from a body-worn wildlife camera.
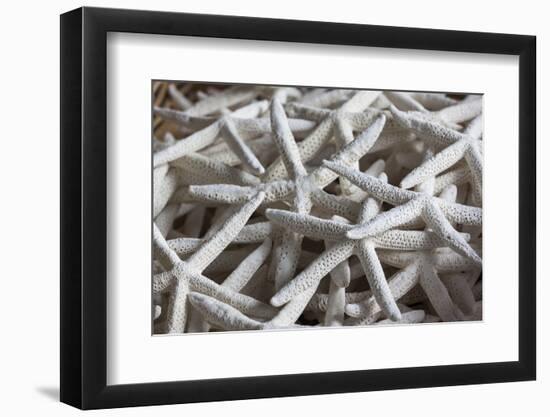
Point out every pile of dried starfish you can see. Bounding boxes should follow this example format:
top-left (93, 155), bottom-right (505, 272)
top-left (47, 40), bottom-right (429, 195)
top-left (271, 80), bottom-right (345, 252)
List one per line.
top-left (152, 82), bottom-right (482, 334)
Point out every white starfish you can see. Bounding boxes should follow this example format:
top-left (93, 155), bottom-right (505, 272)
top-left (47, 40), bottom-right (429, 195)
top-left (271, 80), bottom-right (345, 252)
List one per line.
top-left (264, 174), bottom-right (471, 321)
top-left (322, 160), bottom-right (482, 264)
top-left (390, 105), bottom-right (483, 203)
top-left (168, 84), bottom-right (192, 110)
top-left (185, 112), bottom-right (388, 222)
top-left (264, 90), bottom-right (382, 180)
top-left (167, 221), bottom-right (272, 256)
top-left (171, 151), bottom-right (261, 186)
top-left (410, 92), bottom-right (458, 110)
top-left (267, 100), bottom-right (383, 290)
top-left (152, 192), bottom-right (279, 333)
top-left (154, 102), bottom-right (266, 174)
top-left (345, 184), bottom-right (476, 323)
top-left (153, 104), bottom-right (315, 172)
top-left (323, 217), bottom-right (351, 326)
top-left (153, 85), bottom-right (483, 333)
top-left (183, 85), bottom-right (259, 117)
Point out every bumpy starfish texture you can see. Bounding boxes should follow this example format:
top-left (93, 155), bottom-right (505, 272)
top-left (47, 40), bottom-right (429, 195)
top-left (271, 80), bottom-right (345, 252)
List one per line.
top-left (153, 193), bottom-right (280, 333)
top-left (264, 90), bottom-right (382, 181)
top-left (390, 105), bottom-right (483, 204)
top-left (345, 183), bottom-right (478, 324)
top-left (322, 160), bottom-right (482, 265)
top-left (152, 83), bottom-right (483, 333)
top-left (265, 178), bottom-right (471, 321)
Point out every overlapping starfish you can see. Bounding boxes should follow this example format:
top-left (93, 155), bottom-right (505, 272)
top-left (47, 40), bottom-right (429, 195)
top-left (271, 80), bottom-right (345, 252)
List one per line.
top-left (151, 82), bottom-right (483, 334)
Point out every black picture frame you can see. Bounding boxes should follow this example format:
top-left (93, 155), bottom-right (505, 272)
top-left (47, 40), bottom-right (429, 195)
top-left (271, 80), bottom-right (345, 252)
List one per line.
top-left (60, 6), bottom-right (536, 410)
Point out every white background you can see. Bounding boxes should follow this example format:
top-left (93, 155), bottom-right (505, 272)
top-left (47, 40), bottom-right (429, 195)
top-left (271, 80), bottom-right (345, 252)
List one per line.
top-left (0, 0), bottom-right (546, 415)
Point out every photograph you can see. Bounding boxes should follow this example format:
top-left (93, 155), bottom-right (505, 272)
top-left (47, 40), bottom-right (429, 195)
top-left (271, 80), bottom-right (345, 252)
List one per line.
top-left (151, 82), bottom-right (483, 334)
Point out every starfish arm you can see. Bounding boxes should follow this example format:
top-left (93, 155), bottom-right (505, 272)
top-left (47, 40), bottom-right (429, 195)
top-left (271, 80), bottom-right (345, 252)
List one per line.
top-left (267, 284), bottom-right (319, 328)
top-left (310, 115), bottom-right (386, 188)
top-left (153, 167), bottom-right (178, 217)
top-left (233, 221), bottom-right (273, 243)
top-left (220, 117), bottom-right (265, 175)
top-left (311, 189), bottom-right (360, 220)
top-left (440, 273), bottom-right (476, 315)
top-left (201, 205), bottom-right (239, 240)
top-left (439, 184), bottom-right (458, 203)
top-left (464, 114), bottom-right (483, 140)
top-left (356, 240), bottom-right (402, 321)
top-left (370, 130), bottom-right (416, 153)
top-left (377, 250), bottom-right (419, 268)
top-left (187, 270), bottom-right (277, 319)
top-left (356, 173), bottom-right (386, 223)
top-left (341, 90), bottom-right (382, 112)
top-left (270, 98), bottom-right (309, 179)
top-left (390, 105), bottom-right (466, 146)
top-left (265, 209), bottom-right (352, 240)
top-left (187, 292), bottom-right (264, 331)
top-left (334, 118), bottom-right (360, 196)
top-left (265, 117), bottom-right (334, 181)
top-left (422, 200), bottom-right (482, 265)
top-left (186, 184), bottom-right (257, 204)
top-left (187, 192), bottom-right (265, 272)
top-left (185, 308), bottom-right (210, 333)
top-left (332, 115), bottom-right (386, 165)
top-left (153, 270), bottom-right (175, 294)
top-left (172, 153), bottom-right (260, 186)
top-left (345, 109), bottom-right (384, 131)
top-left (373, 229), bottom-right (470, 250)
top-left (153, 223), bottom-right (181, 269)
top-left (165, 278), bottom-right (190, 333)
top-left (325, 233), bottom-right (352, 288)
top-left (271, 240), bottom-right (355, 307)
top-left (384, 91), bottom-right (427, 112)
top-left (185, 85), bottom-right (258, 117)
top-left (153, 123), bottom-right (221, 167)
top-left (284, 102), bottom-right (331, 121)
top-left (365, 159), bottom-right (387, 176)
top-left (435, 97), bottom-right (482, 124)
top-left (265, 86), bottom-right (302, 103)
top-left (346, 260), bottom-right (421, 322)
top-left (419, 255), bottom-right (461, 321)
top-left (324, 280), bottom-right (346, 326)
top-left (230, 100), bottom-right (269, 118)
top-left (322, 160), bottom-right (415, 205)
top-left (310, 291), bottom-right (369, 312)
top-left (434, 164), bottom-right (470, 194)
top-left (399, 140), bottom-right (469, 189)
top-left (298, 89), bottom-right (353, 109)
top-left (262, 180), bottom-right (297, 203)
top-left (334, 117), bottom-right (354, 148)
top-left (347, 198), bottom-right (423, 240)
top-left (431, 250), bottom-right (482, 272)
top-left (222, 239), bottom-right (273, 292)
top-left (357, 194), bottom-right (383, 224)
top-left (377, 248), bottom-right (477, 272)
top-left (271, 229), bottom-right (304, 291)
top-left (153, 107), bottom-right (214, 129)
top-left (375, 310), bottom-right (425, 325)
top-left (410, 93), bottom-right (458, 110)
top-left (204, 248), bottom-right (257, 275)
top-left (168, 237), bottom-right (202, 256)
top-left (233, 117), bottom-right (315, 138)
top-left (439, 200), bottom-right (483, 226)
top-left (155, 203), bottom-right (178, 237)
top-left (205, 135), bottom-right (274, 167)
top-left (464, 142), bottom-right (483, 205)
top-left (168, 84), bottom-right (193, 110)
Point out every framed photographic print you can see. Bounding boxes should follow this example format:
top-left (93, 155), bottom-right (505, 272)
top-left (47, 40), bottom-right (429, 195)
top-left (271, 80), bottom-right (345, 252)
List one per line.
top-left (60, 6), bottom-right (536, 410)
